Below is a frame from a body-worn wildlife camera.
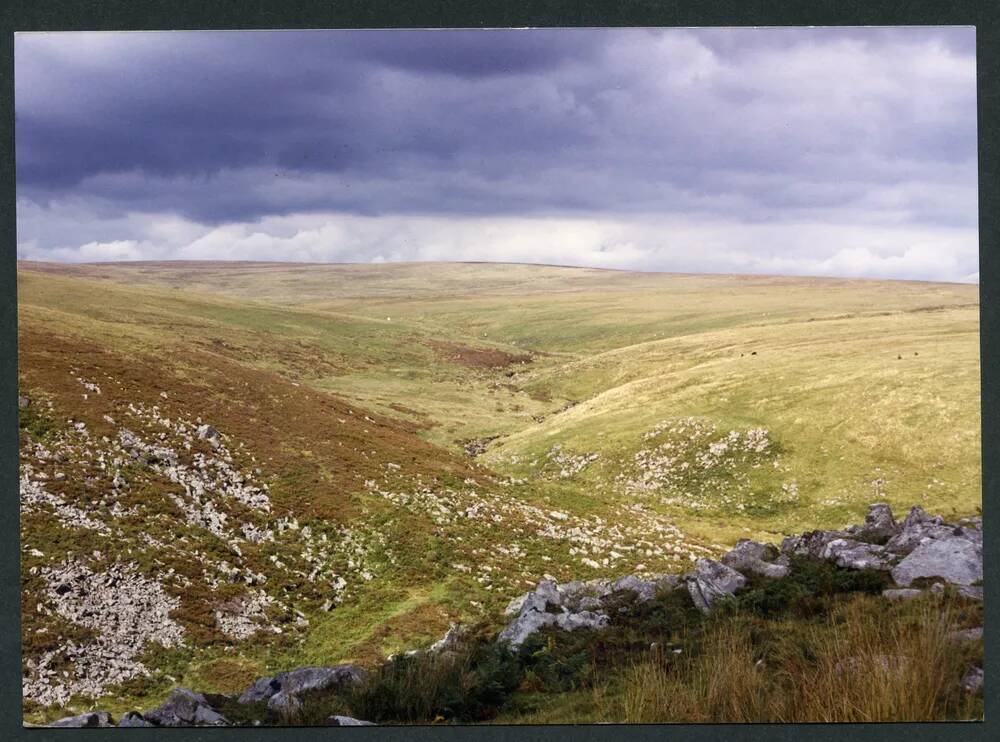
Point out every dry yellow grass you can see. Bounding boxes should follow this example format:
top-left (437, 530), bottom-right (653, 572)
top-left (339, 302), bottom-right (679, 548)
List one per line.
top-left (608, 596), bottom-right (981, 723)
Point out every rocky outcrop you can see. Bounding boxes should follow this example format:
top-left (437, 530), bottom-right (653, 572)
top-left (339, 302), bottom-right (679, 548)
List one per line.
top-left (495, 502), bottom-right (982, 649)
top-left (238, 665), bottom-right (366, 713)
top-left (37, 502), bottom-right (981, 726)
top-left (496, 574), bottom-right (673, 650)
top-left (140, 688), bottom-right (230, 727)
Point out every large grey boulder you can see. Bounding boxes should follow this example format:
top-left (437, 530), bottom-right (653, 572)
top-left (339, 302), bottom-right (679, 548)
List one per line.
top-left (890, 535), bottom-right (982, 587)
top-left (48, 711), bottom-right (114, 727)
top-left (141, 688), bottom-right (230, 727)
top-left (819, 539), bottom-right (895, 571)
top-left (846, 503), bottom-right (899, 543)
top-left (686, 559), bottom-right (746, 614)
top-left (239, 665), bottom-right (366, 713)
top-left (721, 539), bottom-right (789, 579)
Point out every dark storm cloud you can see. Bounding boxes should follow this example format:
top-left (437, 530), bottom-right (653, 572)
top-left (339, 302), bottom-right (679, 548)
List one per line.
top-left (14, 27), bottom-right (979, 280)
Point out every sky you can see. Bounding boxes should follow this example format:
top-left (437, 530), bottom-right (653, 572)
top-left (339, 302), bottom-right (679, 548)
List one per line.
top-left (15, 27), bottom-right (979, 282)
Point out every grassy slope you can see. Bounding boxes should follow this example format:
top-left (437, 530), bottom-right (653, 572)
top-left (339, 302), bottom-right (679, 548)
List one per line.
top-left (17, 261), bottom-right (981, 721)
top-left (24, 261), bottom-right (980, 536)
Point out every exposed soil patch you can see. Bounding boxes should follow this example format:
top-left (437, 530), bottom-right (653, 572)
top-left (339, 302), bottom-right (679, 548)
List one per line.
top-left (427, 340), bottom-right (533, 370)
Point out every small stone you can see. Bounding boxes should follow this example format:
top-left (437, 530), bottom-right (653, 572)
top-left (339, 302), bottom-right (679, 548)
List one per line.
top-left (327, 715), bottom-right (374, 726)
top-left (960, 666), bottom-right (983, 696)
top-left (882, 588), bottom-right (923, 601)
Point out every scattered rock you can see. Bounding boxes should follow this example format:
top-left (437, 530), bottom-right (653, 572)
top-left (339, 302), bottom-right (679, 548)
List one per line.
top-left (18, 395), bottom-right (30, 409)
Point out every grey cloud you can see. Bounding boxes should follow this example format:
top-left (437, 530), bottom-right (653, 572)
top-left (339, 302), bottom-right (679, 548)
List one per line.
top-left (14, 27), bottom-right (979, 281)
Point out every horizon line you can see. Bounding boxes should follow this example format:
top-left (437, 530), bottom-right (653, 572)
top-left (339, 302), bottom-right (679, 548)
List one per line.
top-left (15, 258), bottom-right (981, 287)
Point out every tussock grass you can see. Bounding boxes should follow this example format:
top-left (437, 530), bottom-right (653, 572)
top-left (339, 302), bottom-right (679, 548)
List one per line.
top-left (608, 595), bottom-right (982, 723)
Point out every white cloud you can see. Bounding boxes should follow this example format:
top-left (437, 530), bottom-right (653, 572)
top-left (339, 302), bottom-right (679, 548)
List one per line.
top-left (16, 208), bottom-right (979, 283)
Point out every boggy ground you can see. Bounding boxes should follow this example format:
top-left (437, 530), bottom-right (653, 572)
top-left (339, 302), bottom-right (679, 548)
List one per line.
top-left (16, 261), bottom-right (981, 723)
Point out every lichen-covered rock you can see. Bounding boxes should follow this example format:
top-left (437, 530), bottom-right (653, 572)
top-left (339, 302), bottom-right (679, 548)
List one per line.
top-left (141, 688), bottom-right (230, 727)
top-left (685, 559), bottom-right (746, 614)
top-left (48, 711), bottom-right (114, 727)
top-left (890, 536), bottom-right (982, 587)
top-left (721, 539), bottom-right (789, 579)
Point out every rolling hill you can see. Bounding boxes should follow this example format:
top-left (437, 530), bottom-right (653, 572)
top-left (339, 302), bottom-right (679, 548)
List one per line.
top-left (17, 261), bottom-right (981, 722)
